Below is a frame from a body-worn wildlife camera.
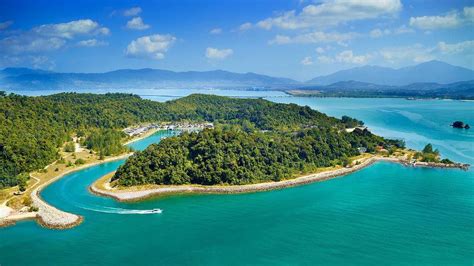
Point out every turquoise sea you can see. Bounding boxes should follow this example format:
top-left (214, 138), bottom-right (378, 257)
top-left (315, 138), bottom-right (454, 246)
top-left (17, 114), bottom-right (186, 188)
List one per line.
top-left (1, 92), bottom-right (473, 265)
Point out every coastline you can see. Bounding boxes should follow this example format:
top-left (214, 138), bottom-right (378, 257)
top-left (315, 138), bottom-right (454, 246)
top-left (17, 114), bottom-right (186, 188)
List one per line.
top-left (90, 155), bottom-right (470, 203)
top-left (0, 127), bottom-right (163, 229)
top-left (2, 124), bottom-right (469, 229)
top-left (90, 156), bottom-right (383, 202)
top-left (0, 153), bottom-right (133, 229)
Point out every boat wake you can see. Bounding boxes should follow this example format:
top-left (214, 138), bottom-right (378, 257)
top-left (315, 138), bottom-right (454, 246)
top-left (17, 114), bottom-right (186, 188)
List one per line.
top-left (77, 205), bottom-right (162, 215)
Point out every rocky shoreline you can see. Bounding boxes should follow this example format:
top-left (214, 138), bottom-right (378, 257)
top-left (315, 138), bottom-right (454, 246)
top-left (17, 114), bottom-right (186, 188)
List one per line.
top-left (412, 161), bottom-right (470, 170)
top-left (90, 156), bottom-right (471, 202)
top-left (30, 187), bottom-right (83, 229)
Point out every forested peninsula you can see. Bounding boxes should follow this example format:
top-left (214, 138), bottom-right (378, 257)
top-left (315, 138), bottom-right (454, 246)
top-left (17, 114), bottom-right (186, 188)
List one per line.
top-left (109, 95), bottom-right (405, 187)
top-left (112, 125), bottom-right (399, 186)
top-left (1, 92), bottom-right (376, 189)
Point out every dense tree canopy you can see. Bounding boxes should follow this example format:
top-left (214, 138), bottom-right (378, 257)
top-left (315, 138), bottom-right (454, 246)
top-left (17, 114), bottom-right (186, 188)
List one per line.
top-left (112, 125), bottom-right (395, 186)
top-left (83, 129), bottom-right (129, 158)
top-left (0, 93), bottom-right (355, 188)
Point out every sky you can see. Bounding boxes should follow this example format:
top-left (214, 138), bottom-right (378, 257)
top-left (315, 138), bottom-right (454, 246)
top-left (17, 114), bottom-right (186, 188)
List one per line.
top-left (0, 0), bottom-right (473, 81)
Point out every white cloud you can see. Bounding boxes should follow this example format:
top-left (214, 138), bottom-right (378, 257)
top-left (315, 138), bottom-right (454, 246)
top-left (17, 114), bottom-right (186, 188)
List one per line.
top-left (126, 17), bottom-right (150, 30)
top-left (370, 28), bottom-right (383, 38)
top-left (96, 27), bottom-right (110, 35)
top-left (316, 47), bottom-right (326, 54)
top-left (205, 47), bottom-right (233, 60)
top-left (317, 55), bottom-right (334, 63)
top-left (238, 22), bottom-right (252, 31)
top-left (0, 35), bottom-right (66, 54)
top-left (336, 50), bottom-right (370, 64)
top-left (370, 28), bottom-right (392, 38)
top-left (301, 56), bottom-right (313, 65)
top-left (370, 25), bottom-right (414, 38)
top-left (269, 31), bottom-right (355, 45)
top-left (32, 19), bottom-right (109, 39)
top-left (126, 34), bottom-right (176, 60)
top-left (379, 44), bottom-right (435, 63)
top-left (0, 20), bottom-right (13, 30)
top-left (377, 41), bottom-right (473, 66)
top-left (437, 40), bottom-right (474, 54)
top-left (0, 19), bottom-right (109, 55)
top-left (256, 0), bottom-right (402, 30)
top-left (77, 39), bottom-right (108, 47)
top-left (464, 6), bottom-right (474, 22)
top-left (124, 7), bottom-right (142, 17)
top-left (394, 24), bottom-right (415, 34)
top-left (316, 50), bottom-right (371, 64)
top-left (210, 28), bottom-right (222, 34)
top-left (409, 12), bottom-right (461, 30)
top-left (0, 55), bottom-right (55, 69)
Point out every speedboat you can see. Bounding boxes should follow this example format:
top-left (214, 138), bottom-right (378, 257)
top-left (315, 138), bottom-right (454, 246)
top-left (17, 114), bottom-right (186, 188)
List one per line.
top-left (149, 208), bottom-right (162, 214)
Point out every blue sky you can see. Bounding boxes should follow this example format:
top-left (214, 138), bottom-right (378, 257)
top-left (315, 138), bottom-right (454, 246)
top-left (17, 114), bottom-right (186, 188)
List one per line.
top-left (0, 0), bottom-right (473, 81)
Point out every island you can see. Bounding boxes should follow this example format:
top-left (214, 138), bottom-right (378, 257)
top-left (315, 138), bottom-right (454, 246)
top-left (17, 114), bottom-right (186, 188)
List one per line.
top-left (451, 121), bottom-right (470, 129)
top-left (0, 92), bottom-right (468, 228)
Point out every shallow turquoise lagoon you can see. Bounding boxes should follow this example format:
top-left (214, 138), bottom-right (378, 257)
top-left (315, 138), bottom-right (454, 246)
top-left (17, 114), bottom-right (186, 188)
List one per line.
top-left (1, 97), bottom-right (473, 265)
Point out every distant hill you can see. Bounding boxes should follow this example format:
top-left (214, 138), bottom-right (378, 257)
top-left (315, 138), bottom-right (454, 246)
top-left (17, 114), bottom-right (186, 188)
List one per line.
top-left (307, 61), bottom-right (474, 86)
top-left (289, 80), bottom-right (474, 99)
top-left (0, 68), bottom-right (298, 90)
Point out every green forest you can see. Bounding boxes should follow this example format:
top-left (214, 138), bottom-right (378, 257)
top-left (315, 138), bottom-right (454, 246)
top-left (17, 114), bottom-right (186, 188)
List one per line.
top-left (0, 92), bottom-right (363, 188)
top-left (112, 121), bottom-right (404, 186)
top-left (112, 125), bottom-right (400, 186)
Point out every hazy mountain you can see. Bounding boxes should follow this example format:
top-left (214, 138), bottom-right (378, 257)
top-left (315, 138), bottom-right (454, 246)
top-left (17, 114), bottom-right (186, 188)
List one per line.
top-left (2, 61), bottom-right (473, 93)
top-left (0, 67), bottom-right (52, 79)
top-left (0, 68), bottom-right (298, 90)
top-left (291, 80), bottom-right (474, 99)
top-left (307, 61), bottom-right (474, 86)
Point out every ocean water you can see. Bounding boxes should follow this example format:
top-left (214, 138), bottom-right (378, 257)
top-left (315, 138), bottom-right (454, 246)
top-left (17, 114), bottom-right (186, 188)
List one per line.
top-left (269, 97), bottom-right (474, 164)
top-left (1, 94), bottom-right (473, 265)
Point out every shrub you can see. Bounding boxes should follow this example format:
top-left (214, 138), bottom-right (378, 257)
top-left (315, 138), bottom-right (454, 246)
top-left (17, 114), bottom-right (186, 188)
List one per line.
top-left (63, 142), bottom-right (75, 152)
top-left (75, 158), bottom-right (86, 165)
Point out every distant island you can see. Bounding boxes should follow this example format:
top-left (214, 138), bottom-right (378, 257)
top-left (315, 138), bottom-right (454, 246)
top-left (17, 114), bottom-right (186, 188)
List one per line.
top-left (451, 121), bottom-right (470, 129)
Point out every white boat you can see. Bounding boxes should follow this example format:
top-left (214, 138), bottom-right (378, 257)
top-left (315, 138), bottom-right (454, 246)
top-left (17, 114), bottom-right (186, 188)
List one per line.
top-left (149, 209), bottom-right (162, 214)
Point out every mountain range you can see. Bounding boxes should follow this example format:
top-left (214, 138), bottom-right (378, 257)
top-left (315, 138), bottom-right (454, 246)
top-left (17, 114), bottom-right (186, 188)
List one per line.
top-left (307, 60), bottom-right (474, 86)
top-left (1, 61), bottom-right (473, 98)
top-left (0, 68), bottom-right (298, 90)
